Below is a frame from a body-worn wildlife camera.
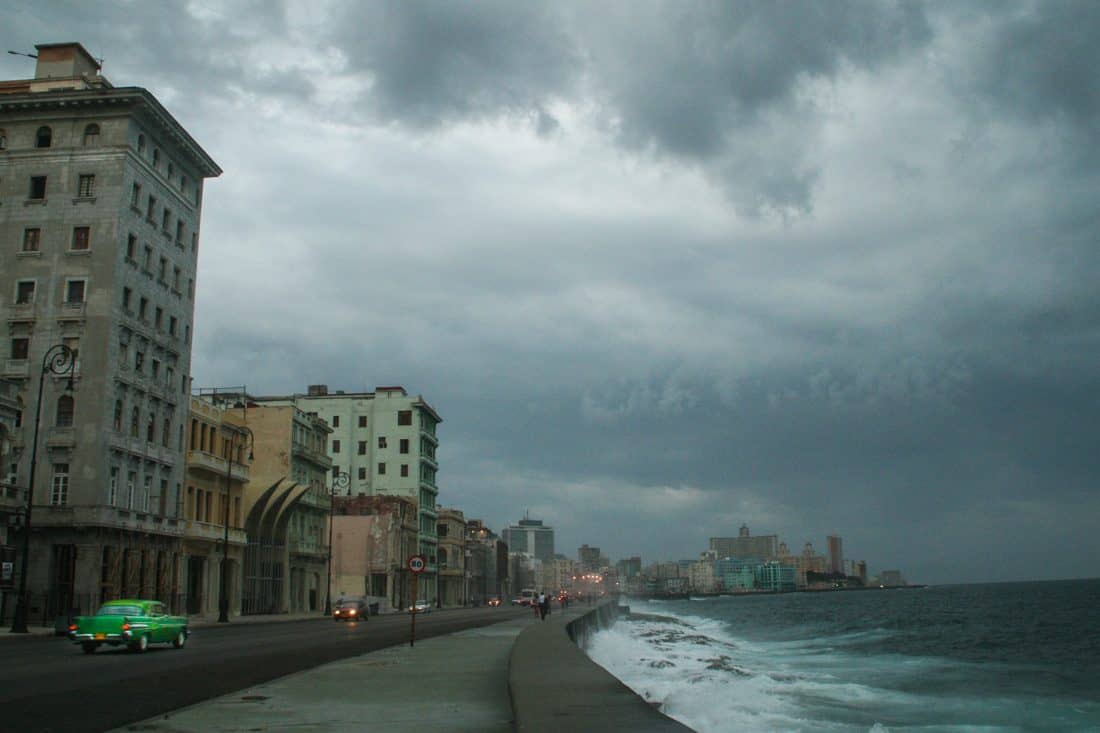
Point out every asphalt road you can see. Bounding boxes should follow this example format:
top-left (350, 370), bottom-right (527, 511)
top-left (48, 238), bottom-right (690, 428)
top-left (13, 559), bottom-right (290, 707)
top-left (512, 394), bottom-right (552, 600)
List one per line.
top-left (0, 606), bottom-right (531, 733)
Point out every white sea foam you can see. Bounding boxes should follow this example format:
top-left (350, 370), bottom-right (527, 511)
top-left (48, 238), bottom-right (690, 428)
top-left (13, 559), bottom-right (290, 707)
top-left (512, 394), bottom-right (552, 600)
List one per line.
top-left (584, 601), bottom-right (1057, 733)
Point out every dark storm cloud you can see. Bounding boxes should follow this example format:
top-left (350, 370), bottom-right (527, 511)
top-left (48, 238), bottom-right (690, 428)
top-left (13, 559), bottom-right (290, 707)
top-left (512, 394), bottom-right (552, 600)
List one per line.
top-left (6, 1), bottom-right (1099, 583)
top-left (331, 1), bottom-right (576, 127)
top-left (964, 0), bottom-right (1100, 136)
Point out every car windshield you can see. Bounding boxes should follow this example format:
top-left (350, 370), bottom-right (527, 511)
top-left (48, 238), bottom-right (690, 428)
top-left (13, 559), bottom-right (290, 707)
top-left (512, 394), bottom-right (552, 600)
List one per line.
top-left (97, 605), bottom-right (142, 616)
top-left (337, 602), bottom-right (360, 609)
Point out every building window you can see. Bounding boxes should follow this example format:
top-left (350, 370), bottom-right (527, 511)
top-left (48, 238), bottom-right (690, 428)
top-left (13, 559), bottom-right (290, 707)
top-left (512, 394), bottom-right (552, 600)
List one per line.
top-left (28, 176), bottom-right (46, 200)
top-left (137, 134), bottom-right (146, 154)
top-left (108, 467), bottom-right (119, 505)
top-left (0, 127), bottom-right (6, 149)
top-left (147, 411), bottom-right (156, 442)
top-left (21, 228), bottom-right (41, 253)
top-left (358, 416), bottom-right (367, 428)
top-left (398, 410), bottom-right (412, 426)
top-left (153, 149), bottom-right (160, 168)
top-left (378, 462), bottom-right (386, 475)
top-left (135, 348), bottom-right (145, 372)
top-left (50, 464), bottom-right (69, 505)
top-left (378, 437), bottom-right (387, 449)
top-left (162, 208), bottom-right (171, 232)
top-left (15, 280), bottom-right (35, 304)
top-left (175, 220), bottom-right (184, 246)
top-left (71, 226), bottom-right (90, 251)
top-left (143, 245), bottom-right (152, 272)
top-left (167, 162), bottom-right (174, 180)
top-left (11, 338), bottom-right (29, 360)
top-left (127, 472), bottom-right (136, 509)
top-left (122, 287), bottom-right (133, 311)
top-left (400, 464), bottom-right (409, 477)
top-left (332, 439), bottom-right (341, 453)
top-left (35, 126), bottom-right (52, 148)
top-left (172, 266), bottom-right (181, 291)
top-left (126, 234), bottom-right (137, 262)
top-left (78, 174), bottom-right (95, 197)
top-left (399, 438), bottom-right (409, 454)
top-left (113, 400), bottom-right (123, 431)
top-left (146, 195), bottom-right (156, 221)
top-left (158, 256), bottom-right (167, 282)
top-left (154, 307), bottom-right (163, 330)
top-left (65, 280), bottom-right (86, 304)
top-left (130, 407), bottom-right (140, 437)
top-left (358, 467), bottom-right (367, 480)
top-left (332, 415), bottom-right (340, 428)
top-left (81, 122), bottom-right (100, 145)
top-left (143, 475), bottom-right (152, 512)
top-left (138, 297), bottom-right (148, 321)
top-left (55, 395), bottom-right (75, 427)
top-left (131, 182), bottom-right (141, 207)
top-left (169, 316), bottom-right (178, 336)
top-left (357, 441), bottom-right (366, 455)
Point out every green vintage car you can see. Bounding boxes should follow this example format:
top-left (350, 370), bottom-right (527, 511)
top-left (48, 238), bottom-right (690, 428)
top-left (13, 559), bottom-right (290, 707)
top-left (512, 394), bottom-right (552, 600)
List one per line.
top-left (68, 599), bottom-right (189, 654)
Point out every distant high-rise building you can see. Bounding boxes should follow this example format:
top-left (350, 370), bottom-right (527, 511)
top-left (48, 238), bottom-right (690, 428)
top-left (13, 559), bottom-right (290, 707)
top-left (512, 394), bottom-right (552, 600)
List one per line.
top-left (503, 517), bottom-right (555, 562)
top-left (710, 524), bottom-right (779, 560)
top-left (616, 556), bottom-right (642, 578)
top-left (827, 535), bottom-right (844, 575)
top-left (578, 544), bottom-right (601, 571)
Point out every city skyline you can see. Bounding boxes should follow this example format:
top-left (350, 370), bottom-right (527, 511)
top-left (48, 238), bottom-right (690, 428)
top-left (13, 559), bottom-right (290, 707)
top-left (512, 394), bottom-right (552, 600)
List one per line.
top-left (4, 2), bottom-right (1099, 585)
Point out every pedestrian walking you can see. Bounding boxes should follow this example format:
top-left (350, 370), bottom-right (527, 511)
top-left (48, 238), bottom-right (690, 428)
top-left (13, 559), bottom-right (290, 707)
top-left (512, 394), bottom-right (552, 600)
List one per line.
top-left (537, 591), bottom-right (549, 621)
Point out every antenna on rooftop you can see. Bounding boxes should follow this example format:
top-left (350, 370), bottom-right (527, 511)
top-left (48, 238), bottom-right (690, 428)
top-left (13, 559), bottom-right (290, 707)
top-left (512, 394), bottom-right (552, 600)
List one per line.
top-left (7, 50), bottom-right (38, 59)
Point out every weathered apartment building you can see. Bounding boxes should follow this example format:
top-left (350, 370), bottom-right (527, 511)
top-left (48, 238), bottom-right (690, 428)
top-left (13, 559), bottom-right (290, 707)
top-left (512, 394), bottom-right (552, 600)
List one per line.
top-left (0, 43), bottom-right (220, 624)
top-left (258, 385), bottom-right (442, 601)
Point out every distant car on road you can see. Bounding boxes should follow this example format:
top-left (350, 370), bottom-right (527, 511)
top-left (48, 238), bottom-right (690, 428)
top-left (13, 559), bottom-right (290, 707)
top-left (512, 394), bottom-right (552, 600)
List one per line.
top-left (487, 598), bottom-right (502, 607)
top-left (332, 597), bottom-right (369, 621)
top-left (68, 599), bottom-right (188, 654)
top-left (408, 600), bottom-right (432, 614)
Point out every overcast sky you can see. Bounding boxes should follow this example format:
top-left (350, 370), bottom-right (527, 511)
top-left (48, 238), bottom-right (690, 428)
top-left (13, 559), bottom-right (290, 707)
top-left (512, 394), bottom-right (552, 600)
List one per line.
top-left (6, 1), bottom-right (1098, 584)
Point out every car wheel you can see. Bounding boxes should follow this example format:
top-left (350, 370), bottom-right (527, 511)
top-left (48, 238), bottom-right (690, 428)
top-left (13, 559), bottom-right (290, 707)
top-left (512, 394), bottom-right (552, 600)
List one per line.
top-left (172, 630), bottom-right (187, 649)
top-left (81, 643), bottom-right (97, 654)
top-left (130, 634), bottom-right (149, 653)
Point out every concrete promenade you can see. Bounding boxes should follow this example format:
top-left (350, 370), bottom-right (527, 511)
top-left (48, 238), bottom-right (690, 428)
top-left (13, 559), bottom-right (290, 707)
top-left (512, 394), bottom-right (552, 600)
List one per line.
top-left (107, 603), bottom-right (690, 733)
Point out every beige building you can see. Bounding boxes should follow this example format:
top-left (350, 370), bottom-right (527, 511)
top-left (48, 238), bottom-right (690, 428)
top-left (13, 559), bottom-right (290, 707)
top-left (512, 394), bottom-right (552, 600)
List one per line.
top-left (688, 559), bottom-right (717, 593)
top-left (195, 392), bottom-right (332, 614)
top-left (540, 557), bottom-right (578, 594)
top-left (331, 494), bottom-right (419, 612)
top-left (180, 396), bottom-right (250, 616)
top-left (0, 44), bottom-right (220, 625)
top-left (436, 507), bottom-right (465, 607)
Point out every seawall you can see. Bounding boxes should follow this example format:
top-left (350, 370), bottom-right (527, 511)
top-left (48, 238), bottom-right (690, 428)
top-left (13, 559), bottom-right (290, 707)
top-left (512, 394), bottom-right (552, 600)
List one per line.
top-left (508, 601), bottom-right (694, 732)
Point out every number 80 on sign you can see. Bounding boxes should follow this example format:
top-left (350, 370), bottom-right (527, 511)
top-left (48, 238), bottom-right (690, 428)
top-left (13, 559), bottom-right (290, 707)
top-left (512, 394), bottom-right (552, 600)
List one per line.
top-left (408, 555), bottom-right (426, 573)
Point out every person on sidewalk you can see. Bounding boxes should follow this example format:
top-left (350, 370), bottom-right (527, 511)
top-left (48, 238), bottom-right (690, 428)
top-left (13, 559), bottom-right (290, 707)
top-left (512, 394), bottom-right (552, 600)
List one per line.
top-left (537, 591), bottom-right (549, 621)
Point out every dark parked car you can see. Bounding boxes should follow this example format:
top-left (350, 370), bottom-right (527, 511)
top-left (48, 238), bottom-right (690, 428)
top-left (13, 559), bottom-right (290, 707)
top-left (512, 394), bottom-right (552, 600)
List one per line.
top-left (332, 597), bottom-right (369, 621)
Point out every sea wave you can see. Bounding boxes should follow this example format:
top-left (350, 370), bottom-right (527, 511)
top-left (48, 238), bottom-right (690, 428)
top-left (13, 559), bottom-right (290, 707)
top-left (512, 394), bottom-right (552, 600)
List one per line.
top-left (583, 600), bottom-right (1099, 732)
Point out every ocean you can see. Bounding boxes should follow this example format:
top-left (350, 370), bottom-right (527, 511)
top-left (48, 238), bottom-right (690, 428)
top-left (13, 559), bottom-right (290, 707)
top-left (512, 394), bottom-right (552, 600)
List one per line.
top-left (584, 580), bottom-right (1100, 732)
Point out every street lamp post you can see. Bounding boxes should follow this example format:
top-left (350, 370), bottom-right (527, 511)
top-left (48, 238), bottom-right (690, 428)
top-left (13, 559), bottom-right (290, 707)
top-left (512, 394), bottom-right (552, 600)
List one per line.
top-left (323, 469), bottom-right (350, 616)
top-left (217, 425), bottom-right (253, 623)
top-left (10, 344), bottom-right (76, 633)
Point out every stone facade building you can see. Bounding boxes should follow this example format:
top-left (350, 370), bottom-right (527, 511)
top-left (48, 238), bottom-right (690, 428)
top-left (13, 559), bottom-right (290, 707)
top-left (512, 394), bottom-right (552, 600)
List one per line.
top-left (0, 44), bottom-right (220, 624)
top-left (435, 507), bottom-right (465, 607)
top-left (465, 519), bottom-right (508, 605)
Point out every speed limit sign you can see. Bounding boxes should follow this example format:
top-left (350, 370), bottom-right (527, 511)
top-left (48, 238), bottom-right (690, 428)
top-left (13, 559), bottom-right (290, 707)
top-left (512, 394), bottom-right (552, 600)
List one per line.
top-left (408, 555), bottom-right (427, 573)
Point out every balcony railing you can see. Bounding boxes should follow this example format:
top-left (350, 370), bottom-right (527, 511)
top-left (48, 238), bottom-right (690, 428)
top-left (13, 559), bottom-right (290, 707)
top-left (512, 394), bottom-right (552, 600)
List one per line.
top-left (3, 359), bottom-right (29, 378)
top-left (180, 519), bottom-right (246, 545)
top-left (186, 450), bottom-right (249, 481)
